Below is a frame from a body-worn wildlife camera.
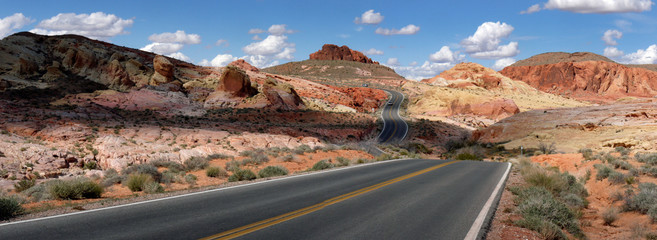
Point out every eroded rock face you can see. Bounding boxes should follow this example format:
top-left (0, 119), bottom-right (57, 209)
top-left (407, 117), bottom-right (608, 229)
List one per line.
top-left (449, 98), bottom-right (520, 120)
top-left (217, 66), bottom-right (258, 97)
top-left (501, 59), bottom-right (657, 101)
top-left (228, 59), bottom-right (259, 72)
top-left (150, 55), bottom-right (175, 85)
top-left (309, 44), bottom-right (379, 64)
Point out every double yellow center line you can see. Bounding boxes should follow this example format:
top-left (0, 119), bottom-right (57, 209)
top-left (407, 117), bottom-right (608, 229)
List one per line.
top-left (201, 160), bottom-right (459, 240)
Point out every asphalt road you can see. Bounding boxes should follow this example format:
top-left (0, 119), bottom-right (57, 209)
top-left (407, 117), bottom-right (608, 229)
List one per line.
top-left (377, 90), bottom-right (408, 144)
top-left (0, 159), bottom-right (510, 240)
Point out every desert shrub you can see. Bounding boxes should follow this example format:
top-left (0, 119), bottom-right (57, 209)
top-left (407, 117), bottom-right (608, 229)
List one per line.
top-left (561, 193), bottom-right (586, 209)
top-left (522, 168), bottom-right (567, 194)
top-left (258, 166), bottom-right (289, 178)
top-left (595, 164), bottom-right (613, 180)
top-left (356, 158), bottom-right (369, 164)
top-left (293, 144), bottom-right (314, 155)
top-left (241, 151), bottom-right (269, 166)
top-left (207, 153), bottom-right (232, 160)
top-left (280, 154), bottom-right (296, 162)
top-left (0, 196), bottom-right (23, 220)
top-left (225, 160), bottom-right (242, 172)
top-left (22, 183), bottom-right (51, 202)
top-left (14, 179), bottom-right (36, 193)
top-left (514, 187), bottom-right (583, 239)
top-left (123, 163), bottom-right (161, 182)
top-left (49, 177), bottom-right (103, 199)
top-left (83, 161), bottom-right (98, 170)
top-left (184, 174), bottom-right (197, 185)
top-left (602, 153), bottom-right (618, 164)
top-left (375, 154), bottom-right (393, 161)
top-left (101, 169), bottom-right (123, 187)
top-left (206, 166), bottom-right (227, 178)
top-left (602, 207), bottom-right (619, 225)
top-left (184, 157), bottom-right (209, 171)
top-left (611, 160), bottom-right (633, 170)
top-left (615, 146), bottom-right (630, 156)
top-left (455, 153), bottom-right (481, 161)
top-left (629, 168), bottom-right (641, 177)
top-left (538, 142), bottom-right (556, 155)
top-left (578, 148), bottom-right (594, 160)
top-left (311, 160), bottom-right (333, 171)
top-left (335, 157), bottom-right (350, 167)
top-left (649, 205), bottom-right (657, 223)
top-left (160, 170), bottom-right (179, 185)
top-left (625, 183), bottom-right (657, 213)
top-left (228, 169), bottom-right (257, 182)
top-left (636, 152), bottom-right (657, 165)
top-left (151, 159), bottom-right (185, 172)
top-left (143, 182), bottom-right (164, 194)
top-left (608, 171), bottom-right (627, 185)
top-left (124, 174), bottom-right (153, 192)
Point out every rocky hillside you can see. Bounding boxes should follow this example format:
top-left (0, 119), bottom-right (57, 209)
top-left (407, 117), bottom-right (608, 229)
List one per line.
top-left (501, 52), bottom-right (657, 102)
top-left (309, 44), bottom-right (378, 64)
top-left (406, 62), bottom-right (586, 129)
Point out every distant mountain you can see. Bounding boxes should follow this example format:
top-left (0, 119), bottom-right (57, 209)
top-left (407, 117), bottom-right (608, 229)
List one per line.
top-left (501, 52), bottom-right (657, 102)
top-left (309, 44), bottom-right (378, 64)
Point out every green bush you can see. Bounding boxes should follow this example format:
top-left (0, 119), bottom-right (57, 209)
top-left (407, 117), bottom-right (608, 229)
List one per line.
top-left (335, 157), bottom-right (350, 167)
top-left (225, 160), bottom-right (242, 172)
top-left (615, 146), bottom-right (630, 156)
top-left (578, 148), bottom-right (594, 160)
top-left (258, 166), bottom-right (289, 178)
top-left (455, 153), bottom-right (482, 161)
top-left (602, 207), bottom-right (619, 225)
top-left (83, 161), bottom-right (98, 170)
top-left (14, 179), bottom-right (36, 193)
top-left (124, 174), bottom-right (153, 192)
top-left (241, 152), bottom-right (269, 166)
top-left (123, 163), bottom-right (161, 182)
top-left (101, 169), bottom-right (123, 187)
top-left (206, 166), bottom-right (227, 178)
top-left (160, 170), bottom-right (179, 185)
top-left (49, 177), bottom-right (103, 199)
top-left (23, 183), bottom-right (51, 202)
top-left (636, 152), bottom-right (657, 165)
top-left (184, 174), bottom-right (197, 185)
top-left (280, 154), bottom-right (296, 162)
top-left (0, 196), bottom-right (23, 220)
top-left (228, 169), bottom-right (257, 182)
top-left (624, 182), bottom-right (657, 213)
top-left (184, 157), bottom-right (209, 171)
top-left (143, 182), bottom-right (164, 194)
top-left (151, 160), bottom-right (185, 172)
top-left (612, 160), bottom-right (633, 170)
top-left (311, 160), bottom-right (333, 171)
top-left (375, 154), bottom-right (393, 161)
top-left (293, 144), bottom-right (313, 155)
top-left (608, 171), bottom-right (627, 185)
top-left (595, 164), bottom-right (613, 180)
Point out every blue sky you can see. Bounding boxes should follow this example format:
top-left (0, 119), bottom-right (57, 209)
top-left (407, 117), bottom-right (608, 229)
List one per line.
top-left (1, 0), bottom-right (656, 79)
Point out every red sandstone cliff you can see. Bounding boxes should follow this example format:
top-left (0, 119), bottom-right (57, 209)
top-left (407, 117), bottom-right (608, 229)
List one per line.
top-left (309, 44), bottom-right (379, 64)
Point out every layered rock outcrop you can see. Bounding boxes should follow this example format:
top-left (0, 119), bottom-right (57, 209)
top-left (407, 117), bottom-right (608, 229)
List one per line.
top-left (309, 44), bottom-right (379, 64)
top-left (500, 52), bottom-right (657, 101)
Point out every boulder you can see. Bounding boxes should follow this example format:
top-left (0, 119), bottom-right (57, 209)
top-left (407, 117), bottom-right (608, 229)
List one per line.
top-left (150, 55), bottom-right (174, 85)
top-left (217, 66), bottom-right (258, 97)
top-left (228, 59), bottom-right (259, 72)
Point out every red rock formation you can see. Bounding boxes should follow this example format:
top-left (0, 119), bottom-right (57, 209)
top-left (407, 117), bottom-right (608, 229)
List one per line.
top-left (309, 44), bottom-right (379, 64)
top-left (228, 59), bottom-right (259, 72)
top-left (217, 66), bottom-right (258, 97)
top-left (500, 61), bottom-right (657, 101)
top-left (449, 98), bottom-right (520, 120)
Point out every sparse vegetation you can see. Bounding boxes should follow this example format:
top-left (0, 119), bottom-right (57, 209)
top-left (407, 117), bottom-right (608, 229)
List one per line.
top-left (184, 156), bottom-right (209, 171)
top-left (578, 148), bottom-right (594, 160)
top-left (14, 179), bottom-right (36, 193)
top-left (602, 206), bottom-right (619, 226)
top-left (228, 169), bottom-right (257, 182)
top-left (0, 195), bottom-right (23, 220)
top-left (125, 174), bottom-right (153, 192)
top-left (206, 166), bottom-right (227, 178)
top-left (258, 166), bottom-right (289, 178)
top-left (537, 141), bottom-right (556, 155)
top-left (49, 177), bottom-right (103, 200)
top-left (311, 160), bottom-right (333, 171)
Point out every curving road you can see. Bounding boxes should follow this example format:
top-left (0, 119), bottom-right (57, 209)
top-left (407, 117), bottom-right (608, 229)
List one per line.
top-left (0, 159), bottom-right (510, 240)
top-left (377, 90), bottom-right (408, 144)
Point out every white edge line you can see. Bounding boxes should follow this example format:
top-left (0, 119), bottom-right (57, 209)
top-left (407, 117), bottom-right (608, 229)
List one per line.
top-left (0, 158), bottom-right (415, 228)
top-left (464, 162), bottom-right (512, 240)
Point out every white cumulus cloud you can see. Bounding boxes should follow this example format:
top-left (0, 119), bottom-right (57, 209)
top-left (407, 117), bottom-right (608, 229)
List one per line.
top-left (0, 13), bottom-right (33, 38)
top-left (248, 28), bottom-right (265, 34)
top-left (461, 21), bottom-right (519, 59)
top-left (364, 48), bottom-right (384, 55)
top-left (620, 44), bottom-right (657, 64)
top-left (375, 24), bottom-right (420, 35)
top-left (354, 10), bottom-right (384, 25)
top-left (604, 46), bottom-right (625, 58)
top-left (386, 58), bottom-right (400, 66)
top-left (602, 29), bottom-right (622, 45)
top-left (215, 39), bottom-right (228, 47)
top-left (429, 46), bottom-right (464, 63)
top-left (168, 52), bottom-right (191, 62)
top-left (268, 24), bottom-right (295, 35)
top-left (140, 43), bottom-right (184, 55)
top-left (148, 30), bottom-right (201, 44)
top-left (199, 54), bottom-right (238, 67)
top-left (243, 35), bottom-right (294, 56)
top-left (388, 61), bottom-right (454, 80)
top-left (544, 0), bottom-right (653, 13)
top-left (521, 4), bottom-right (543, 14)
top-left (30, 12), bottom-right (133, 40)
top-left (491, 58), bottom-right (516, 71)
